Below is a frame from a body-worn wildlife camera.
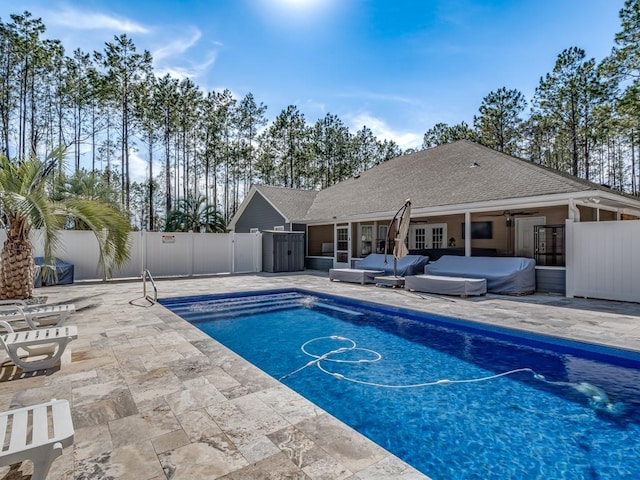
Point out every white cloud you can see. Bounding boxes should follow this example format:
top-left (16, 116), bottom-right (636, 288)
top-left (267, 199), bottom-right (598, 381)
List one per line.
top-left (152, 28), bottom-right (202, 61)
top-left (346, 113), bottom-right (423, 151)
top-left (48, 6), bottom-right (150, 33)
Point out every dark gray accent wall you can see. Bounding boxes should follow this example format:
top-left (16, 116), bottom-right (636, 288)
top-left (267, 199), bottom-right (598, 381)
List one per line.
top-left (234, 194), bottom-right (287, 233)
top-left (306, 257), bottom-right (333, 271)
top-left (535, 268), bottom-right (566, 295)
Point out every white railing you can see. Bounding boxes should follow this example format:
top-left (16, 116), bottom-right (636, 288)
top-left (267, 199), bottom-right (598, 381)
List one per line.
top-left (0, 230), bottom-right (262, 281)
top-left (142, 269), bottom-right (158, 304)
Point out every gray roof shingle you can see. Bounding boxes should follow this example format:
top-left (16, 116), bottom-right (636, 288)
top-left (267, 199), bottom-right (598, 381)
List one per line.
top-left (252, 141), bottom-right (637, 224)
top-left (303, 140), bottom-right (596, 221)
top-left (254, 184), bottom-right (318, 222)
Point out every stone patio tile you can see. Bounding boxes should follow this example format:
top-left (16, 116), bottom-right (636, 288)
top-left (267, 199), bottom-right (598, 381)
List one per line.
top-left (254, 385), bottom-right (325, 424)
top-left (231, 392), bottom-right (291, 436)
top-left (177, 408), bottom-right (226, 443)
top-left (75, 440), bottom-right (164, 480)
top-left (127, 366), bottom-right (185, 404)
top-left (73, 380), bottom-right (131, 406)
top-left (238, 435), bottom-right (281, 464)
top-left (44, 367), bottom-right (98, 386)
top-left (74, 423), bottom-right (114, 460)
top-left (267, 425), bottom-right (329, 469)
top-left (217, 451), bottom-right (311, 480)
top-left (165, 383), bottom-right (227, 414)
top-left (354, 456), bottom-right (427, 480)
top-left (96, 364), bottom-right (128, 384)
top-left (294, 414), bottom-right (388, 474)
top-left (159, 442), bottom-right (248, 479)
top-left (108, 404), bottom-right (182, 448)
top-left (205, 401), bottom-right (264, 446)
top-left (167, 356), bottom-right (216, 380)
top-left (302, 456), bottom-right (354, 480)
top-left (151, 429), bottom-right (191, 454)
top-left (205, 366), bottom-right (242, 391)
top-left (10, 382), bottom-right (72, 408)
top-left (72, 392), bottom-right (138, 429)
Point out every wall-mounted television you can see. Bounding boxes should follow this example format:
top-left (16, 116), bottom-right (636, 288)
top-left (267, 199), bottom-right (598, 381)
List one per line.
top-left (461, 221), bottom-right (493, 239)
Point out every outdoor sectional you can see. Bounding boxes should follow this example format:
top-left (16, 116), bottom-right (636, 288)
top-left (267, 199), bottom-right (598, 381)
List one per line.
top-left (418, 255), bottom-right (536, 295)
top-left (329, 254), bottom-right (429, 284)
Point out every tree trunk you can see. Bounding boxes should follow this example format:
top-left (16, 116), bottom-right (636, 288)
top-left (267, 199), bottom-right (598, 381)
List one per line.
top-left (0, 234), bottom-right (35, 300)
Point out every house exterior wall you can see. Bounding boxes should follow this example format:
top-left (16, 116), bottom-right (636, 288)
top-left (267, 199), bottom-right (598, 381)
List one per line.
top-left (234, 194), bottom-right (287, 232)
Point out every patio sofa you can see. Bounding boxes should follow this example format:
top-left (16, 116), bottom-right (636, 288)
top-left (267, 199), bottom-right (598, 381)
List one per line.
top-left (422, 255), bottom-right (536, 295)
top-left (329, 254), bottom-right (429, 284)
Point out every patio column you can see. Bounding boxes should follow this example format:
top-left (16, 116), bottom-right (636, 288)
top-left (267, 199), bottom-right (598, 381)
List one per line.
top-left (464, 212), bottom-right (471, 257)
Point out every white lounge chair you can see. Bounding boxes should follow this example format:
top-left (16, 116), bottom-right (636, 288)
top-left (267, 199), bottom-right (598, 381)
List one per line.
top-left (0, 399), bottom-right (74, 480)
top-left (0, 301), bottom-right (75, 329)
top-left (0, 321), bottom-right (78, 372)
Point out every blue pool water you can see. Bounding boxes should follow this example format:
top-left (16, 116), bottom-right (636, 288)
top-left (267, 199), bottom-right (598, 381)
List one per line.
top-left (160, 290), bottom-right (640, 480)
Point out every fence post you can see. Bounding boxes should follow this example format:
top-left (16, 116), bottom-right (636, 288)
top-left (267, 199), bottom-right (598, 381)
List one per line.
top-left (564, 219), bottom-right (574, 298)
top-left (230, 233), bottom-right (236, 273)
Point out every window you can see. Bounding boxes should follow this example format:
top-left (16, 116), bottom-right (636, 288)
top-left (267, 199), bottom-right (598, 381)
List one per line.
top-left (410, 223), bottom-right (447, 249)
top-left (359, 225), bottom-right (373, 257)
top-left (249, 228), bottom-right (259, 233)
top-left (431, 226), bottom-right (444, 248)
top-left (273, 225), bottom-right (285, 231)
top-left (377, 225), bottom-right (388, 253)
top-left (413, 227), bottom-right (426, 249)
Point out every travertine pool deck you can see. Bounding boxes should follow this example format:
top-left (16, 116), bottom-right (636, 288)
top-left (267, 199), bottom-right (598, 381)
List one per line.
top-left (0, 271), bottom-right (639, 479)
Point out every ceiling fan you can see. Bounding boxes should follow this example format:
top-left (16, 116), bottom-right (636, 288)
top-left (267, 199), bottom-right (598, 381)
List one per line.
top-left (487, 210), bottom-right (538, 217)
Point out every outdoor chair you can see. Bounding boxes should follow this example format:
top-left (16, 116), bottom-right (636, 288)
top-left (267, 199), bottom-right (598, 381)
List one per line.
top-left (0, 321), bottom-right (78, 372)
top-left (0, 301), bottom-right (75, 329)
top-left (0, 399), bottom-right (74, 480)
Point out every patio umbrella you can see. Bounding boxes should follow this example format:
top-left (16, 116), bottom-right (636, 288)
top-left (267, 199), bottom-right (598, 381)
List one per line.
top-left (385, 199), bottom-right (412, 276)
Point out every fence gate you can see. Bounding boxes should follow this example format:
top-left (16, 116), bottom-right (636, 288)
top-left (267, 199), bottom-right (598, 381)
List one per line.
top-left (566, 220), bottom-right (640, 303)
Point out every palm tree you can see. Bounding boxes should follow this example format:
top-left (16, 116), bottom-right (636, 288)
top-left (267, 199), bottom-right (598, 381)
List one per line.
top-left (164, 195), bottom-right (226, 233)
top-left (0, 152), bottom-right (131, 299)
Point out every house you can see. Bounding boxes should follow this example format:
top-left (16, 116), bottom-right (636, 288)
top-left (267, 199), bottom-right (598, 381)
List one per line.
top-left (231, 184), bottom-right (317, 233)
top-left (229, 140), bottom-right (640, 295)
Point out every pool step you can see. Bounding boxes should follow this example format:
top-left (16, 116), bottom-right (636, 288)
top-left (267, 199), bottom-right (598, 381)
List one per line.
top-left (164, 292), bottom-right (305, 315)
top-left (186, 300), bottom-right (303, 322)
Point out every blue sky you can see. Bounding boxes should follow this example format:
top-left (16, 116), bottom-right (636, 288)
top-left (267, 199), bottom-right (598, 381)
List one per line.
top-left (0, 0), bottom-right (624, 151)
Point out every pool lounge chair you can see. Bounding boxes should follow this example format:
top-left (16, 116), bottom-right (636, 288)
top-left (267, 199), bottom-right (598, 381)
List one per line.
top-left (0, 399), bottom-right (74, 480)
top-left (0, 321), bottom-right (78, 372)
top-left (0, 301), bottom-right (75, 329)
top-left (329, 254), bottom-right (429, 284)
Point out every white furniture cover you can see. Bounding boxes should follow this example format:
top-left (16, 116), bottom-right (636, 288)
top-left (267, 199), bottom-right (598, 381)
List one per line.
top-left (424, 255), bottom-right (536, 294)
top-left (405, 274), bottom-right (487, 296)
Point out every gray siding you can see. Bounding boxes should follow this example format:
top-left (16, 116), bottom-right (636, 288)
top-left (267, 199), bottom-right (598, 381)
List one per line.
top-left (234, 194), bottom-right (286, 233)
top-left (535, 268), bottom-right (566, 294)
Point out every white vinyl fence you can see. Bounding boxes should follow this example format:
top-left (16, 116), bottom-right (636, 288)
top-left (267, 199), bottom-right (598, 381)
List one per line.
top-left (566, 220), bottom-right (640, 303)
top-left (0, 230), bottom-right (262, 281)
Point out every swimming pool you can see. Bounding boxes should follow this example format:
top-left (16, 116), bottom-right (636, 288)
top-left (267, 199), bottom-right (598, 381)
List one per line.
top-left (160, 290), bottom-right (640, 480)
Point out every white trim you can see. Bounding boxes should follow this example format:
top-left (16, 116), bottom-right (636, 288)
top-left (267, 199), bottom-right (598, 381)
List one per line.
top-left (303, 190), bottom-right (640, 225)
top-left (249, 228), bottom-right (259, 233)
